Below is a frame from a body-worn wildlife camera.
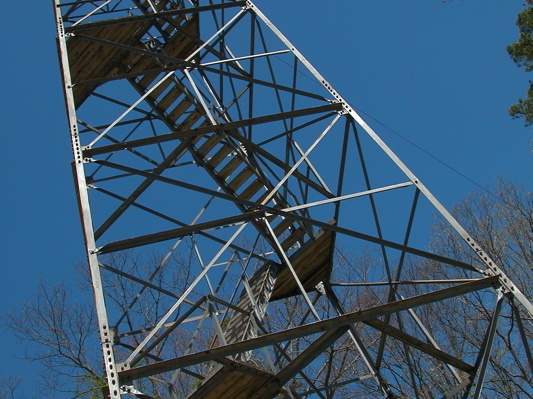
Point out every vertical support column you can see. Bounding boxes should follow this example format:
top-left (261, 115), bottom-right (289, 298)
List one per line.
top-left (53, 2), bottom-right (122, 398)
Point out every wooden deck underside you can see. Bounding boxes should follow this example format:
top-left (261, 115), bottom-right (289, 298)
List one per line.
top-left (271, 222), bottom-right (336, 301)
top-left (187, 361), bottom-right (275, 399)
top-left (67, 13), bottom-right (199, 107)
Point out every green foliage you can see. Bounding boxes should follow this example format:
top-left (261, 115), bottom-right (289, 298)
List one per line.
top-left (508, 3), bottom-right (533, 125)
top-left (508, 82), bottom-right (533, 125)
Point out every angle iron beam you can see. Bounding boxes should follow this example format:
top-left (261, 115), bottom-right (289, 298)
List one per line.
top-left (93, 160), bottom-right (479, 270)
top-left (330, 279), bottom-right (481, 287)
top-left (282, 182), bottom-right (414, 213)
top-left (64, 1), bottom-right (248, 32)
top-left (118, 276), bottom-right (500, 382)
top-left (83, 104), bottom-right (342, 156)
top-left (511, 298), bottom-right (533, 374)
top-left (55, 1), bottom-right (121, 397)
top-left (248, 327), bottom-right (350, 399)
top-left (363, 318), bottom-right (474, 373)
top-left (98, 211), bottom-right (262, 254)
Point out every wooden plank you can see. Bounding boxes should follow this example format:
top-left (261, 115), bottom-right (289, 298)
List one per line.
top-left (207, 144), bottom-right (233, 169)
top-left (280, 227), bottom-right (306, 251)
top-left (239, 179), bottom-right (265, 201)
top-left (179, 109), bottom-right (204, 130)
top-left (232, 374), bottom-right (268, 399)
top-left (187, 362), bottom-right (274, 399)
top-left (218, 156), bottom-right (244, 180)
top-left (67, 15), bottom-right (198, 107)
top-left (147, 76), bottom-right (175, 101)
top-left (167, 97), bottom-right (194, 123)
top-left (271, 225), bottom-right (336, 301)
top-left (157, 86), bottom-right (183, 112)
top-left (197, 134), bottom-right (224, 157)
top-left (69, 21), bottom-right (151, 107)
top-left (70, 21), bottom-right (145, 81)
top-left (272, 217), bottom-right (294, 237)
top-left (228, 167), bottom-right (254, 192)
top-left (186, 365), bottom-right (230, 399)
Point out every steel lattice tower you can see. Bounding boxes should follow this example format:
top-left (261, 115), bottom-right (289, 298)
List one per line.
top-left (54, 1), bottom-right (533, 398)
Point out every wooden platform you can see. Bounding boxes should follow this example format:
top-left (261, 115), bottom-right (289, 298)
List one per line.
top-left (66, 12), bottom-right (199, 107)
top-left (187, 360), bottom-right (274, 399)
top-left (270, 221), bottom-right (336, 301)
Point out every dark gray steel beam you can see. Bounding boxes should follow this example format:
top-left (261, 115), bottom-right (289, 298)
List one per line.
top-left (94, 159), bottom-right (478, 269)
top-left (83, 103), bottom-right (342, 156)
top-left (364, 318), bottom-right (474, 373)
top-left (98, 211), bottom-right (262, 254)
top-left (248, 327), bottom-right (349, 399)
top-left (64, 1), bottom-right (248, 32)
top-left (118, 276), bottom-right (500, 382)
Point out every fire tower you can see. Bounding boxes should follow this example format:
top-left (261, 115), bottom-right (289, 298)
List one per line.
top-left (54, 1), bottom-right (533, 398)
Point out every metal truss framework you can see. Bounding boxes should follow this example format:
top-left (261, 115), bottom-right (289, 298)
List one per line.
top-left (53, 1), bottom-right (533, 398)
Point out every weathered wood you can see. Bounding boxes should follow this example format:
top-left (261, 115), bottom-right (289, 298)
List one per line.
top-left (67, 15), bottom-right (198, 108)
top-left (239, 179), bottom-right (265, 201)
top-left (271, 223), bottom-right (336, 301)
top-left (197, 134), bottom-right (224, 157)
top-left (207, 144), bottom-right (234, 169)
top-left (186, 361), bottom-right (274, 399)
top-left (228, 167), bottom-right (255, 192)
top-left (218, 156), bottom-right (244, 181)
top-left (167, 97), bottom-right (194, 123)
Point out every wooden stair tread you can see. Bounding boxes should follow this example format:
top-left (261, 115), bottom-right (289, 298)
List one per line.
top-left (280, 226), bottom-right (306, 251)
top-left (228, 167), bottom-right (255, 192)
top-left (239, 179), bottom-right (265, 201)
top-left (207, 144), bottom-right (234, 168)
top-left (224, 261), bottom-right (279, 344)
top-left (218, 156), bottom-right (244, 180)
top-left (197, 134), bottom-right (224, 157)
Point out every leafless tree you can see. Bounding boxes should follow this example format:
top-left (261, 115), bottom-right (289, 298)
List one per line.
top-left (4, 179), bottom-right (532, 398)
top-left (396, 178), bottom-right (533, 398)
top-left (4, 278), bottom-right (103, 397)
top-left (3, 251), bottom-right (194, 398)
top-left (0, 375), bottom-right (24, 399)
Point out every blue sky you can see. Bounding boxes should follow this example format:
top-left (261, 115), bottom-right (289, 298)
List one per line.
top-left (0, 1), bottom-right (531, 396)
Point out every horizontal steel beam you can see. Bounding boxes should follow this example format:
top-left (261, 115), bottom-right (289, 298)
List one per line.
top-left (118, 276), bottom-right (500, 382)
top-left (64, 1), bottom-right (248, 32)
top-left (363, 318), bottom-right (474, 372)
top-left (83, 104), bottom-right (343, 156)
top-left (95, 159), bottom-right (478, 270)
top-left (98, 211), bottom-right (262, 254)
